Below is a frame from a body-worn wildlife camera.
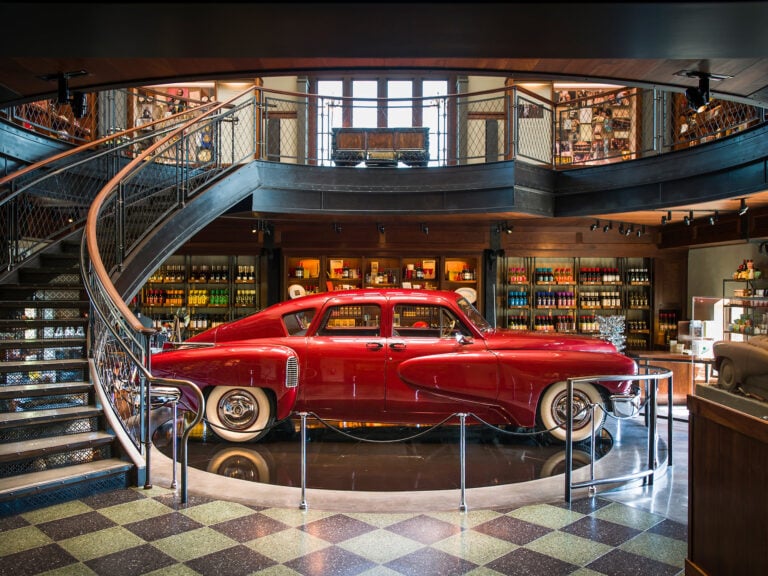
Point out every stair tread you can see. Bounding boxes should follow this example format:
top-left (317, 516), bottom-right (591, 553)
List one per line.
top-left (0, 300), bottom-right (89, 307)
top-left (0, 381), bottom-right (92, 399)
top-left (0, 459), bottom-right (132, 499)
top-left (0, 431), bottom-right (114, 462)
top-left (0, 406), bottom-right (101, 427)
top-left (1, 358), bottom-right (88, 370)
top-left (0, 337), bottom-right (86, 348)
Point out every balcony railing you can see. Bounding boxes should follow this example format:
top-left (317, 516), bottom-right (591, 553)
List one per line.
top-left (3, 84), bottom-right (764, 171)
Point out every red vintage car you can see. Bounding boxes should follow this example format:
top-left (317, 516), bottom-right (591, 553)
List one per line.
top-left (151, 289), bottom-right (638, 443)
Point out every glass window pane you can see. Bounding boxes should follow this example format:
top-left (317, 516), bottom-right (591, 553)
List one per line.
top-left (353, 81), bottom-right (378, 127)
top-left (317, 80), bottom-right (343, 166)
top-left (422, 81), bottom-right (448, 165)
top-left (388, 81), bottom-right (412, 128)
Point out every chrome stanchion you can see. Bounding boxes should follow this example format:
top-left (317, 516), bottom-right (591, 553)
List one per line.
top-left (565, 378), bottom-right (573, 503)
top-left (170, 400), bottom-right (178, 489)
top-left (299, 412), bottom-right (308, 510)
top-left (458, 413), bottom-right (467, 512)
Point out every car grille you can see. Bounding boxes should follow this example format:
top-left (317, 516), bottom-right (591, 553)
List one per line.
top-left (285, 356), bottom-right (299, 388)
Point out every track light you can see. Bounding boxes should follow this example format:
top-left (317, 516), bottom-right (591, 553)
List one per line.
top-left (603, 221), bottom-right (612, 233)
top-left (738, 198), bottom-right (749, 216)
top-left (708, 211), bottom-right (719, 225)
top-left (684, 71), bottom-right (711, 113)
top-left (333, 222), bottom-right (342, 234)
top-left (683, 211), bottom-right (693, 226)
top-left (421, 223), bottom-right (429, 235)
top-left (625, 224), bottom-right (634, 236)
top-left (590, 219), bottom-right (600, 231)
top-left (71, 92), bottom-right (88, 119)
top-left (618, 223), bottom-right (625, 235)
top-left (377, 223), bottom-right (385, 234)
top-left (636, 225), bottom-right (646, 237)
top-left (497, 221), bottom-right (513, 234)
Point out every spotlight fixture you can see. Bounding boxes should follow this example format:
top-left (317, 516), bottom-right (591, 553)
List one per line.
top-left (685, 75), bottom-right (710, 113)
top-left (333, 222), bottom-right (342, 234)
top-left (683, 211), bottom-right (693, 226)
top-left (636, 225), bottom-right (646, 238)
top-left (70, 92), bottom-right (88, 119)
top-left (602, 221), bottom-right (612, 233)
top-left (39, 69), bottom-right (89, 113)
top-left (252, 219), bottom-right (272, 235)
top-left (421, 223), bottom-right (429, 235)
top-left (738, 198), bottom-right (749, 216)
top-left (498, 221), bottom-right (514, 234)
top-left (618, 223), bottom-right (625, 235)
top-left (676, 70), bottom-right (732, 114)
top-left (708, 211), bottom-right (719, 225)
top-left (625, 224), bottom-right (634, 236)
top-left (590, 219), bottom-right (600, 231)
top-left (377, 223), bottom-right (385, 234)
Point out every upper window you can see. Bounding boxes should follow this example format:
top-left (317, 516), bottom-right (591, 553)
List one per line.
top-left (316, 304), bottom-right (381, 336)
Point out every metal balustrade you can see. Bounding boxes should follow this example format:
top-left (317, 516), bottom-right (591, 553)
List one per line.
top-left (0, 82), bottom-right (761, 505)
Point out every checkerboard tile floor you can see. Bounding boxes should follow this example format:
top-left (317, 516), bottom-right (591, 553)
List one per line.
top-left (0, 487), bottom-right (686, 575)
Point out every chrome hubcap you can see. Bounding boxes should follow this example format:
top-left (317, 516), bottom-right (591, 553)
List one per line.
top-left (218, 391), bottom-right (258, 430)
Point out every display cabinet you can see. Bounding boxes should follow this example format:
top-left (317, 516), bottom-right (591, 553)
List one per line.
top-left (282, 254), bottom-right (480, 308)
top-left (498, 255), bottom-right (654, 349)
top-left (721, 278), bottom-right (768, 342)
top-left (139, 253), bottom-right (260, 337)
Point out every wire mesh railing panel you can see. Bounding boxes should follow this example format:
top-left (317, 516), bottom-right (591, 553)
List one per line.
top-left (664, 94), bottom-right (764, 150)
top-left (516, 94), bottom-right (554, 165)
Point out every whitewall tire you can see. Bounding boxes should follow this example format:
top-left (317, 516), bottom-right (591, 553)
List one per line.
top-left (205, 386), bottom-right (273, 443)
top-left (538, 381), bottom-right (605, 443)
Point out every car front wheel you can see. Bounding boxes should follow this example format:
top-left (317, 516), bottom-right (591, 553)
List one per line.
top-left (538, 381), bottom-right (605, 443)
top-left (717, 358), bottom-right (738, 391)
top-left (206, 386), bottom-right (274, 443)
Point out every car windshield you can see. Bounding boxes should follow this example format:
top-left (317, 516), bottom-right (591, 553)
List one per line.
top-left (456, 297), bottom-right (492, 332)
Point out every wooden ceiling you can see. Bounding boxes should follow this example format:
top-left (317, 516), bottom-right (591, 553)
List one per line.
top-left (2, 1), bottom-right (768, 231)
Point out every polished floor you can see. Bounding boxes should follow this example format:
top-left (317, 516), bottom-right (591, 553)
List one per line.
top-left (0, 414), bottom-right (688, 575)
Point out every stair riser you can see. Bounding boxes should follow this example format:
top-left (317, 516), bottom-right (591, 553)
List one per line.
top-left (0, 367), bottom-right (87, 384)
top-left (0, 472), bottom-right (131, 516)
top-left (2, 344), bottom-right (86, 360)
top-left (0, 287), bottom-right (85, 300)
top-left (0, 416), bottom-right (100, 443)
top-left (0, 445), bottom-right (113, 478)
top-left (0, 392), bottom-right (89, 414)
top-left (18, 271), bottom-right (82, 285)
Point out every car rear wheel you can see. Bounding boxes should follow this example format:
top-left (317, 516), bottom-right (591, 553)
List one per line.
top-left (538, 381), bottom-right (605, 443)
top-left (206, 386), bottom-right (273, 443)
top-left (717, 358), bottom-right (738, 391)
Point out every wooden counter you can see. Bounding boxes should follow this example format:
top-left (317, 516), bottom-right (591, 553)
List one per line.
top-left (631, 351), bottom-right (714, 404)
top-left (686, 391), bottom-right (768, 575)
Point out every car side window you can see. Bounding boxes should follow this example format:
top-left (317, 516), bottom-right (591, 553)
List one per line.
top-left (282, 308), bottom-right (316, 336)
top-left (392, 304), bottom-right (469, 338)
top-left (316, 304), bottom-right (381, 336)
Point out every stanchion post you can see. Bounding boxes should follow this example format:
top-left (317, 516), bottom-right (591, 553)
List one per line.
top-left (170, 400), bottom-right (178, 489)
top-left (142, 334), bottom-right (152, 489)
top-left (565, 378), bottom-right (573, 503)
top-left (458, 413), bottom-right (467, 512)
top-left (667, 372), bottom-right (674, 466)
top-left (299, 412), bottom-right (308, 510)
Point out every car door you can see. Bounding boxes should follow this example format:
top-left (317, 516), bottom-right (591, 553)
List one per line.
top-left (300, 299), bottom-right (386, 420)
top-left (384, 301), bottom-right (499, 417)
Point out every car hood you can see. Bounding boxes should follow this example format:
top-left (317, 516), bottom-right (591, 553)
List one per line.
top-left (481, 329), bottom-right (618, 353)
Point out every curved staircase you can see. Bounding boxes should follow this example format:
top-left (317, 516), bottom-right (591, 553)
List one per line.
top-left (0, 238), bottom-right (133, 516)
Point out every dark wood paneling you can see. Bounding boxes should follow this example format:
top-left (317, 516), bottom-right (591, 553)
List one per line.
top-left (687, 395), bottom-right (768, 576)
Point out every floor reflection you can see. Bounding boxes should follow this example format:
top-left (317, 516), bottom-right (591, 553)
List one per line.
top-left (154, 418), bottom-right (612, 492)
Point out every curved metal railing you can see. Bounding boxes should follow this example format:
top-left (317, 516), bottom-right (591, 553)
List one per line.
top-left (0, 98), bottom-right (218, 274)
top-left (82, 86), bottom-right (263, 500)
